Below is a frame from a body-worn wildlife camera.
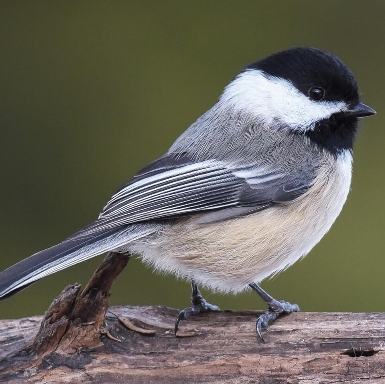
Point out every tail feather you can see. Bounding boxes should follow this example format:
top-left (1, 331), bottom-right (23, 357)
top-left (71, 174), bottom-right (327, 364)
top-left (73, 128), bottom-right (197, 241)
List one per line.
top-left (0, 223), bottom-right (155, 300)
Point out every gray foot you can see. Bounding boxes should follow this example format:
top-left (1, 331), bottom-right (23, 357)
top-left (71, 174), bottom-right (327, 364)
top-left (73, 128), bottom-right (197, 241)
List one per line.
top-left (175, 281), bottom-right (220, 334)
top-left (250, 283), bottom-right (300, 342)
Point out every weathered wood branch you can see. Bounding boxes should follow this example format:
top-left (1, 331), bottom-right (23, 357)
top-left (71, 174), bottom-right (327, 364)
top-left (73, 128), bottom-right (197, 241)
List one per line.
top-left (1, 309), bottom-right (385, 383)
top-left (0, 252), bottom-right (384, 383)
top-left (26, 252), bottom-right (130, 357)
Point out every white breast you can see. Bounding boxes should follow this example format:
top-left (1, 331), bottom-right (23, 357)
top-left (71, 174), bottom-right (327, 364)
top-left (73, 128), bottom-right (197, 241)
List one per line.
top-left (132, 151), bottom-right (352, 293)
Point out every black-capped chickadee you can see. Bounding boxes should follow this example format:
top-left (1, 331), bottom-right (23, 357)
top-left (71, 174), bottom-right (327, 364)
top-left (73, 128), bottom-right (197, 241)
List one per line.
top-left (0, 47), bottom-right (375, 340)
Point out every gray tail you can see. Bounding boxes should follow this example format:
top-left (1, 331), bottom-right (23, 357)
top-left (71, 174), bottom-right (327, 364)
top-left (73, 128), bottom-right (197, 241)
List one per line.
top-left (0, 224), bottom-right (152, 300)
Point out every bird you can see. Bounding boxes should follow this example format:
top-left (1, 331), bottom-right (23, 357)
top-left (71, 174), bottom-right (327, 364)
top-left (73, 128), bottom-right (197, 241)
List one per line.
top-left (0, 47), bottom-right (375, 340)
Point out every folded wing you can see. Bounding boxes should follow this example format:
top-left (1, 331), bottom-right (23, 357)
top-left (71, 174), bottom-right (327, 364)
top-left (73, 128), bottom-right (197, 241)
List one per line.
top-left (72, 153), bottom-right (315, 238)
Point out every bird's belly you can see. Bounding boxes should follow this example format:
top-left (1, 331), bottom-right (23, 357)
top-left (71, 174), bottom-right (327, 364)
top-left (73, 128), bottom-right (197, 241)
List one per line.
top-left (133, 154), bottom-right (352, 293)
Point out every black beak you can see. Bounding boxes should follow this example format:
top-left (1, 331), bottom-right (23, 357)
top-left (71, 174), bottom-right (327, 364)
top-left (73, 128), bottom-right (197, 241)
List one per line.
top-left (344, 103), bottom-right (376, 118)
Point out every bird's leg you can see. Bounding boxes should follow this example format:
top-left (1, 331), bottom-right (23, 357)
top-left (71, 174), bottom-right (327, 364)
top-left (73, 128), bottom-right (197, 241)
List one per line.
top-left (249, 282), bottom-right (300, 342)
top-left (175, 280), bottom-right (220, 334)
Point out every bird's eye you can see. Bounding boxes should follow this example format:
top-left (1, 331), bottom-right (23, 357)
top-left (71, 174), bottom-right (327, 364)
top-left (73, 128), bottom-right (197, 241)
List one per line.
top-left (308, 86), bottom-right (325, 101)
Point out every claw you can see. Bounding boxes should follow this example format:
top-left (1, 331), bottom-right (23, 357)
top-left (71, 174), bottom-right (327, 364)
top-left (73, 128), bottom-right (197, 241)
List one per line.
top-left (175, 314), bottom-right (182, 334)
top-left (256, 311), bottom-right (279, 342)
top-left (256, 317), bottom-right (265, 342)
top-left (175, 305), bottom-right (200, 333)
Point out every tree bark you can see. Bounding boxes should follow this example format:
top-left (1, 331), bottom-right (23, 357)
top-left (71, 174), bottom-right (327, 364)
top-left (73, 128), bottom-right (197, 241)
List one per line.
top-left (1, 307), bottom-right (384, 383)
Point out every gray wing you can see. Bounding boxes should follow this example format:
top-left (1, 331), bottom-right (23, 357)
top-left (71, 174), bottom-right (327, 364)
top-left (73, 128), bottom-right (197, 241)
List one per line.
top-left (73, 153), bottom-right (315, 237)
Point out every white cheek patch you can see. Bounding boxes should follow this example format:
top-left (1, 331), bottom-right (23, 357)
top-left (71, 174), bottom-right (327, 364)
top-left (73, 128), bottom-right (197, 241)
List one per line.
top-left (221, 70), bottom-right (347, 132)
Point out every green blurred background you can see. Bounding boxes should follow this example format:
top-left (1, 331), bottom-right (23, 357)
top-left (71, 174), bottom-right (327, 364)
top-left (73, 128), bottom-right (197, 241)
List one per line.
top-left (0, 1), bottom-right (383, 319)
